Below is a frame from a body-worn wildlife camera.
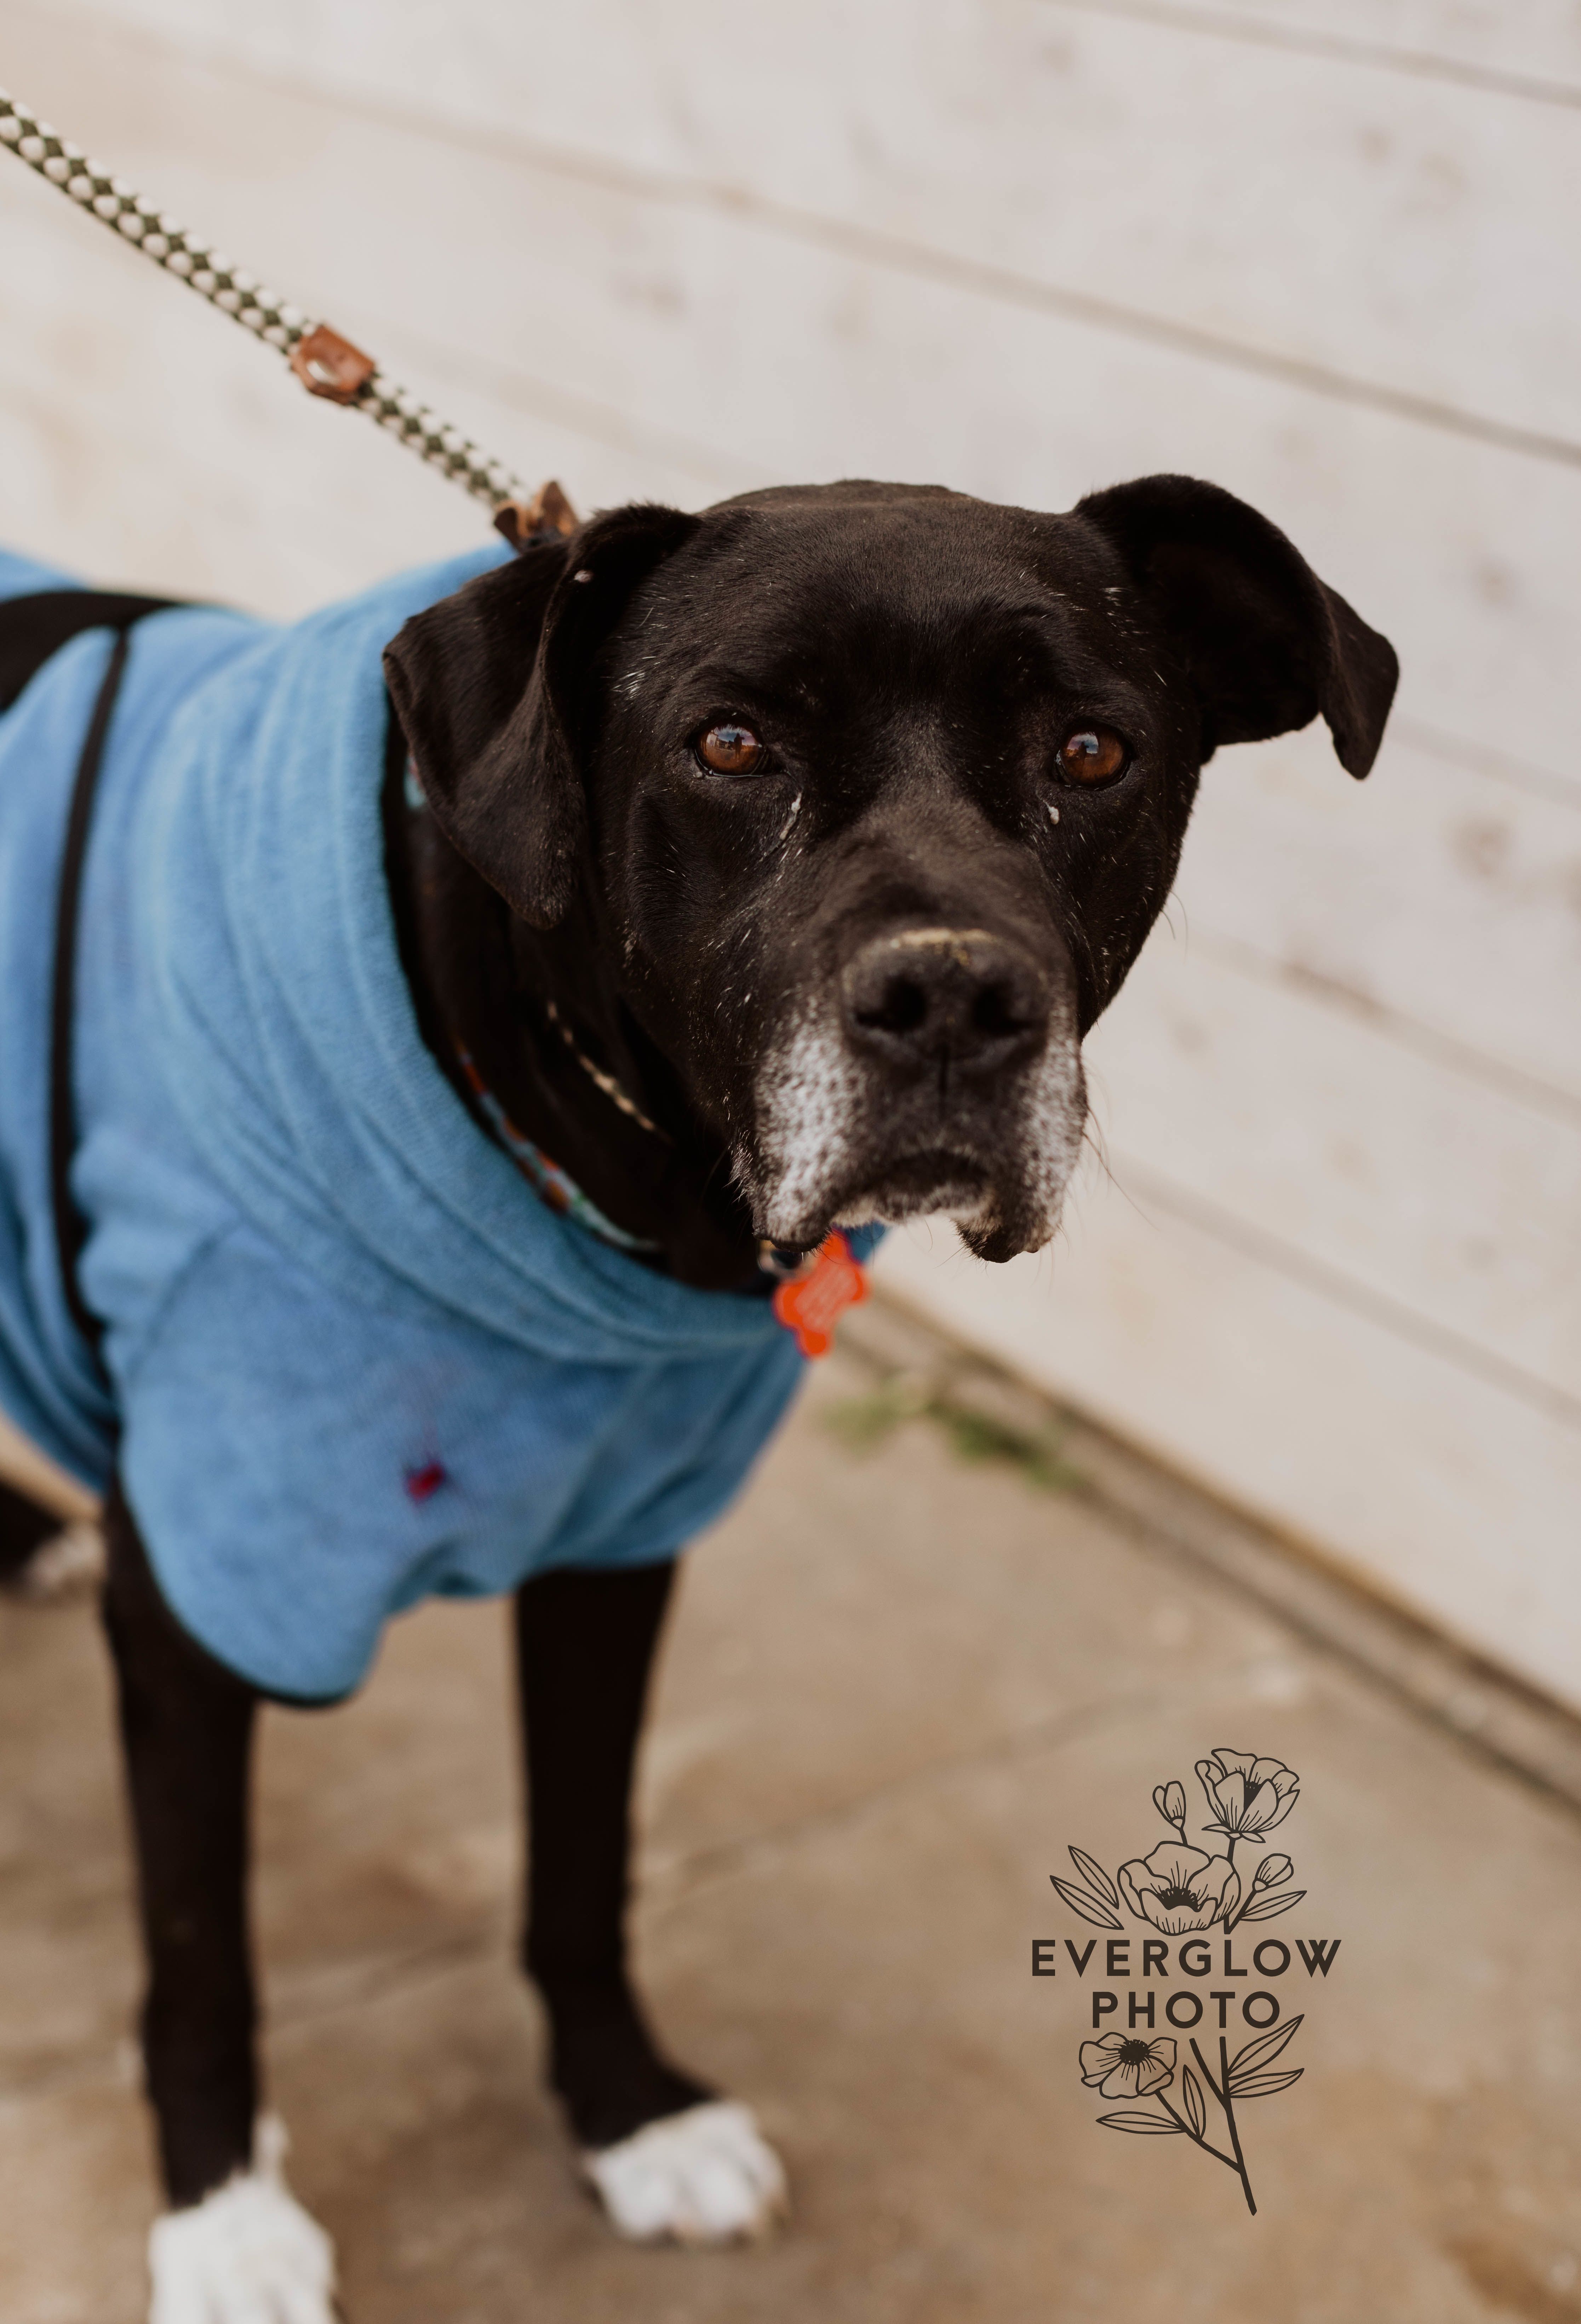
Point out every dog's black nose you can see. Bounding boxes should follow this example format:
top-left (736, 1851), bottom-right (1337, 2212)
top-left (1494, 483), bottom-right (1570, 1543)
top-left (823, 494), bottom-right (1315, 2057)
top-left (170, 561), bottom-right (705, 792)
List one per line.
top-left (840, 927), bottom-right (1050, 1074)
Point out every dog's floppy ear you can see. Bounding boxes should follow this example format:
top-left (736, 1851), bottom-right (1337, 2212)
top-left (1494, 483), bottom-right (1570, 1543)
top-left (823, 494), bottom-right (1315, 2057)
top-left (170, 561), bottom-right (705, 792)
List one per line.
top-left (1074, 473), bottom-right (1398, 778)
top-left (384, 502), bottom-right (700, 925)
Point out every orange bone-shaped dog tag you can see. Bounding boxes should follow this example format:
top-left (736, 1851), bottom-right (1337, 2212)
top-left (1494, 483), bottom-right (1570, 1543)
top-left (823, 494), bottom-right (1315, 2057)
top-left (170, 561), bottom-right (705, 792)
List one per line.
top-left (772, 1232), bottom-right (868, 1358)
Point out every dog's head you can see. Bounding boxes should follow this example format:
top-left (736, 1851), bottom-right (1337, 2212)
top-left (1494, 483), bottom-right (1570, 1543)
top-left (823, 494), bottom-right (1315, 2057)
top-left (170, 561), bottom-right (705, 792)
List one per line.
top-left (385, 476), bottom-right (1396, 1263)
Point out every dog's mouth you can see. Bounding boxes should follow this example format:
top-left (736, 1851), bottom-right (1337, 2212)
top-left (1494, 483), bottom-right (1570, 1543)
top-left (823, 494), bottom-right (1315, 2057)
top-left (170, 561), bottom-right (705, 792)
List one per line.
top-left (831, 1147), bottom-right (991, 1227)
top-left (741, 1003), bottom-right (1088, 1264)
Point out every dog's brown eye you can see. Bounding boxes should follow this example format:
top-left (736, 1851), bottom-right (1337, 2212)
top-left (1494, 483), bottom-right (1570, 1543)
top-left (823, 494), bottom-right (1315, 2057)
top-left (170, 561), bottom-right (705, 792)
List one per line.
top-left (695, 721), bottom-right (766, 776)
top-left (1057, 725), bottom-right (1130, 785)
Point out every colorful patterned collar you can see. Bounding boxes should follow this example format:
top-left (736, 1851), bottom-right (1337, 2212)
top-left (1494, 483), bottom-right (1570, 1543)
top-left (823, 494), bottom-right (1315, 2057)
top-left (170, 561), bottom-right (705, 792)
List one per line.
top-left (405, 754), bottom-right (664, 1258)
top-left (454, 1040), bottom-right (857, 1328)
top-left (453, 1044), bottom-right (662, 1256)
top-left (454, 1042), bottom-right (868, 1358)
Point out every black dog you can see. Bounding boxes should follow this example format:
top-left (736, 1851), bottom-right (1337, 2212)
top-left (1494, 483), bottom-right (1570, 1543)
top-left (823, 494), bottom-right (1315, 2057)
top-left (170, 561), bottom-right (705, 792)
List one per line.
top-left (0, 474), bottom-right (1394, 2316)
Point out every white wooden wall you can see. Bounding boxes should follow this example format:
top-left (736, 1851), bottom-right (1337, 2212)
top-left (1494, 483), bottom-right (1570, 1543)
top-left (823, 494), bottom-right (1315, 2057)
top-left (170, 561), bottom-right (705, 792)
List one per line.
top-left (2, 1), bottom-right (1577, 1705)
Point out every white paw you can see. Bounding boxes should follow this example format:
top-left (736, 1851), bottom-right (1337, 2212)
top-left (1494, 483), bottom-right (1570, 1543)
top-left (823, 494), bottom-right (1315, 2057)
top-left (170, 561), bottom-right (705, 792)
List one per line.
top-left (148, 2116), bottom-right (337, 2324)
top-left (582, 2098), bottom-right (789, 2246)
top-left (8, 1519), bottom-right (104, 1600)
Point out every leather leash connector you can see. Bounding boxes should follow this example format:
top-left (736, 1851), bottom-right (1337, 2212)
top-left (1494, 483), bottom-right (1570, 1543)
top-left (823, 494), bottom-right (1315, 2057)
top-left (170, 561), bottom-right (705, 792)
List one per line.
top-left (289, 324), bottom-right (377, 404)
top-left (494, 479), bottom-right (580, 549)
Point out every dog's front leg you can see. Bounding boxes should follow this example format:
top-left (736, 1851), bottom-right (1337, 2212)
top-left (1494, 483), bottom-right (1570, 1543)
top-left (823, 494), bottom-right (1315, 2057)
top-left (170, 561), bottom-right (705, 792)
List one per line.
top-left (515, 1559), bottom-right (787, 2244)
top-left (101, 1486), bottom-right (336, 2323)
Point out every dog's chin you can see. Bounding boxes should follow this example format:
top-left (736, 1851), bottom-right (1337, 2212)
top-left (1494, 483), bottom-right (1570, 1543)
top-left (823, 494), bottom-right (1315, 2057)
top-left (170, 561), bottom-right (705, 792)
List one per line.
top-left (832, 1148), bottom-right (990, 1228)
top-left (773, 1148), bottom-right (1064, 1264)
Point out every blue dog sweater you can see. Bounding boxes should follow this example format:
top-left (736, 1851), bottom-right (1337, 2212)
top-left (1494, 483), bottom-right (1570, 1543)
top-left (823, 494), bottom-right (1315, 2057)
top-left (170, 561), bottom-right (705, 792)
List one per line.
top-left (0, 544), bottom-right (867, 1700)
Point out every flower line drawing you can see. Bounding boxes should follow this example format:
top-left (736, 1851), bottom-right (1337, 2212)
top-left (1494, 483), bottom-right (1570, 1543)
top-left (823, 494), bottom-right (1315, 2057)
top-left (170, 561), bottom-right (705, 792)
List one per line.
top-left (1120, 1841), bottom-right (1239, 1933)
top-left (1195, 1747), bottom-right (1300, 1848)
top-left (1053, 1746), bottom-right (1310, 2214)
top-left (1075, 2017), bottom-right (1305, 2214)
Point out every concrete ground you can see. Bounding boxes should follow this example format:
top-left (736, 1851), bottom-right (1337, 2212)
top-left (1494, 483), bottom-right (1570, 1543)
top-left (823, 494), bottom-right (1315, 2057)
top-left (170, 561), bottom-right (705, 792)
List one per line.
top-left (4, 1315), bottom-right (1581, 2324)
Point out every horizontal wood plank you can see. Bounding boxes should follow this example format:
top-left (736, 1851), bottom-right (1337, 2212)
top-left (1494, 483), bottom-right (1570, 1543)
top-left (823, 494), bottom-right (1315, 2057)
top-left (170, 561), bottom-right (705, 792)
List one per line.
top-left (1198, 0), bottom-right (1581, 89)
top-left (1083, 934), bottom-right (1581, 1403)
top-left (74, 0), bottom-right (1581, 90)
top-left (1176, 720), bottom-right (1581, 1108)
top-left (874, 1204), bottom-right (1581, 1715)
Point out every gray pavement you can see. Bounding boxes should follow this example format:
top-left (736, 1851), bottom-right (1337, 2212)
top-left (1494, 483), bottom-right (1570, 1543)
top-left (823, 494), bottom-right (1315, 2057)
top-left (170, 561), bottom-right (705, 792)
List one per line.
top-left (4, 1317), bottom-right (1581, 2323)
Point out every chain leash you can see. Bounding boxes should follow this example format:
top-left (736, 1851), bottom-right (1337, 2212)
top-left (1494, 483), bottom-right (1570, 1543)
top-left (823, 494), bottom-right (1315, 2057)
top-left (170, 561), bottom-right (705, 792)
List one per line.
top-left (0, 86), bottom-right (574, 546)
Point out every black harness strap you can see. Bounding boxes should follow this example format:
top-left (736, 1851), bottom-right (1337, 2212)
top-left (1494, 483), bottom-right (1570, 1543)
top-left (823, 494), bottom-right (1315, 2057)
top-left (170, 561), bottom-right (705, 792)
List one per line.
top-left (0, 588), bottom-right (180, 711)
top-left (0, 588), bottom-right (179, 1368)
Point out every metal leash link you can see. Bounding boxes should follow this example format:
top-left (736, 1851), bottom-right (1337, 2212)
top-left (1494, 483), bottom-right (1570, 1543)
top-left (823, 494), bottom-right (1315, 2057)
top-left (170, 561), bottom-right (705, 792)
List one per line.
top-left (0, 85), bottom-right (574, 545)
